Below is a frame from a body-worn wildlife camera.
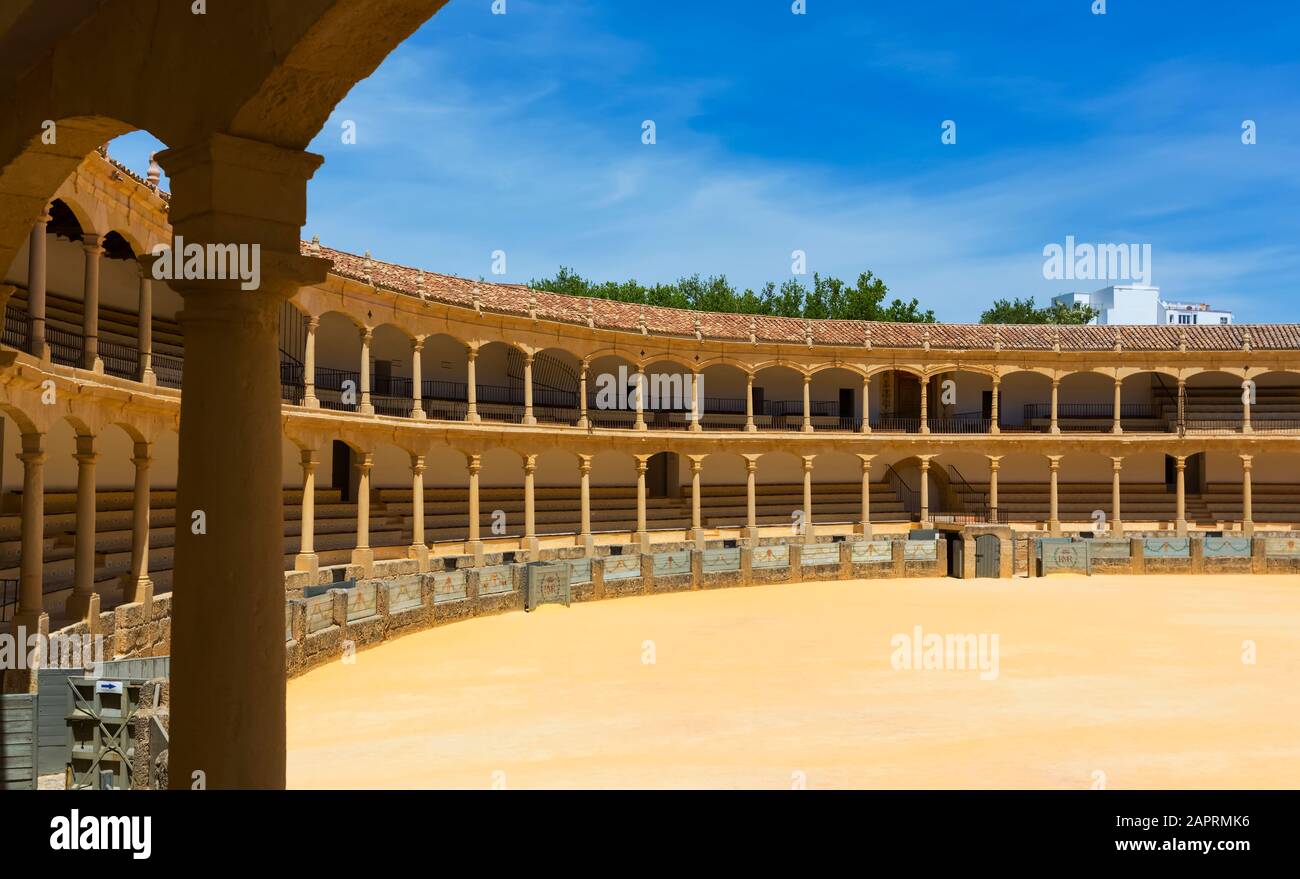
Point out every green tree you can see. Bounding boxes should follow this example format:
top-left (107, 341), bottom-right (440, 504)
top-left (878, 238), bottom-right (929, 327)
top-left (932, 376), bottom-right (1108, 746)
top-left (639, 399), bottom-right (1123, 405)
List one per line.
top-left (980, 296), bottom-right (1097, 325)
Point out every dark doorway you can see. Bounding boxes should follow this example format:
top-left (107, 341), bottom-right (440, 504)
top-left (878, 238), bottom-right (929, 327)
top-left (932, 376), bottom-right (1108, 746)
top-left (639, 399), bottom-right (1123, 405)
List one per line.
top-left (1186, 452), bottom-right (1204, 494)
top-left (646, 451), bottom-right (672, 499)
top-left (332, 440), bottom-right (353, 502)
top-left (373, 359), bottom-right (392, 396)
top-left (751, 385), bottom-right (765, 417)
top-left (947, 533), bottom-right (964, 577)
top-left (896, 374), bottom-right (921, 417)
top-left (981, 390), bottom-right (993, 422)
top-left (838, 387), bottom-right (854, 421)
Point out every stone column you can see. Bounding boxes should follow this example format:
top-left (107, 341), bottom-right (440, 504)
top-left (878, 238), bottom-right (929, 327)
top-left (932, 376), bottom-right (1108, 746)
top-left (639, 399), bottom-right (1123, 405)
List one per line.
top-left (801, 374), bottom-right (813, 432)
top-left (522, 352), bottom-right (536, 425)
top-left (919, 375), bottom-right (930, 433)
top-left (744, 456), bottom-right (758, 540)
top-left (689, 371), bottom-right (702, 431)
top-left (467, 453), bottom-right (483, 556)
top-left (65, 433), bottom-right (99, 619)
top-left (358, 328), bottom-right (374, 414)
top-left (352, 452), bottom-right (374, 572)
top-left (27, 210), bottom-right (50, 359)
top-left (12, 433), bottom-right (47, 632)
top-left (577, 454), bottom-right (593, 552)
top-left (522, 454), bottom-right (538, 554)
top-left (302, 315), bottom-right (318, 407)
top-left (1111, 457), bottom-right (1123, 534)
top-left (1177, 378), bottom-right (1186, 435)
top-left (919, 455), bottom-right (931, 526)
top-left (411, 336), bottom-right (425, 419)
top-left (801, 455), bottom-right (816, 540)
top-left (633, 369), bottom-right (646, 430)
top-left (1242, 379), bottom-right (1253, 434)
top-left (860, 375), bottom-right (871, 433)
top-left (1241, 454), bottom-right (1253, 536)
top-left (466, 347), bottom-right (480, 422)
top-left (294, 449), bottom-right (318, 573)
top-left (989, 377), bottom-right (1000, 434)
top-left (635, 455), bottom-right (649, 549)
top-left (857, 454), bottom-right (874, 535)
top-left (137, 266), bottom-right (156, 384)
top-left (1050, 378), bottom-right (1061, 434)
top-left (1175, 455), bottom-right (1187, 535)
top-left (988, 455), bottom-right (1001, 524)
top-left (123, 441), bottom-right (153, 604)
top-left (745, 373), bottom-right (756, 432)
top-left (578, 359), bottom-right (590, 428)
top-left (1112, 377), bottom-right (1123, 434)
top-left (1048, 455), bottom-right (1061, 532)
top-left (81, 233), bottom-right (104, 371)
top-left (408, 453), bottom-right (427, 568)
top-left (689, 455), bottom-right (705, 547)
top-left (160, 133), bottom-right (330, 790)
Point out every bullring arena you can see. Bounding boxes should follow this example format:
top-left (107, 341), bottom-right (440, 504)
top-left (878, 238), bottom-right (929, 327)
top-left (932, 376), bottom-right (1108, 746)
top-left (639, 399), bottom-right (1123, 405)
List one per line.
top-left (1, 149), bottom-right (1299, 789)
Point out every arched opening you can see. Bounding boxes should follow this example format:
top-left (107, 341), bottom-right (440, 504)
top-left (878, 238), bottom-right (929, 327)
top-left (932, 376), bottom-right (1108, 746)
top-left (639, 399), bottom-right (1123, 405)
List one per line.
top-left (869, 368), bottom-right (922, 432)
top-left (314, 311), bottom-right (363, 411)
top-left (1183, 370), bottom-right (1247, 434)
top-left (998, 370), bottom-right (1053, 432)
top-left (419, 332), bottom-right (470, 421)
top-left (698, 363), bottom-right (749, 430)
top-left (532, 348), bottom-right (581, 426)
top-left (587, 353), bottom-right (638, 428)
top-left (924, 368), bottom-right (992, 433)
top-left (751, 364), bottom-right (805, 431)
top-left (369, 323), bottom-right (414, 417)
top-left (809, 367), bottom-right (862, 430)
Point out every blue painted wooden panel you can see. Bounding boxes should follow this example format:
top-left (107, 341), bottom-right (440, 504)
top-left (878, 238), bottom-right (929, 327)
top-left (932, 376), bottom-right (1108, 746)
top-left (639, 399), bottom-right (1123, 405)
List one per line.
top-left (1144, 538), bottom-right (1189, 558)
top-left (851, 540), bottom-right (892, 563)
top-left (751, 544), bottom-right (789, 569)
top-left (604, 555), bottom-right (643, 581)
top-left (702, 547), bottom-right (741, 572)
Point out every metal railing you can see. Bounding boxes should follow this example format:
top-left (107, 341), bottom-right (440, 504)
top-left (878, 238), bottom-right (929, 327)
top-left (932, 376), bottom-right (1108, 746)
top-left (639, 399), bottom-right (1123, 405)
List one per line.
top-left (100, 339), bottom-right (139, 379)
top-left (871, 416), bottom-right (921, 432)
top-left (1023, 401), bottom-right (1156, 421)
top-left (884, 464), bottom-right (919, 520)
top-left (153, 353), bottom-right (183, 389)
top-left (0, 578), bottom-right (17, 624)
top-left (3, 307), bottom-right (29, 351)
top-left (927, 413), bottom-right (990, 434)
top-left (46, 324), bottom-right (82, 366)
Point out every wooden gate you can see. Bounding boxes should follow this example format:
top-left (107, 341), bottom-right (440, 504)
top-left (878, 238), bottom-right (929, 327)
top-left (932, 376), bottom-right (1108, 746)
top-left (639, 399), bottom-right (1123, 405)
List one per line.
top-left (0, 693), bottom-right (38, 790)
top-left (975, 534), bottom-right (1001, 578)
top-left (948, 534), bottom-right (964, 577)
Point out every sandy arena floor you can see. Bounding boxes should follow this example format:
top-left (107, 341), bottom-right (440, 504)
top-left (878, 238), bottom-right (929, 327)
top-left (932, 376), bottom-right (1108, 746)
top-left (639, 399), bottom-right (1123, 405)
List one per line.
top-left (287, 574), bottom-right (1300, 789)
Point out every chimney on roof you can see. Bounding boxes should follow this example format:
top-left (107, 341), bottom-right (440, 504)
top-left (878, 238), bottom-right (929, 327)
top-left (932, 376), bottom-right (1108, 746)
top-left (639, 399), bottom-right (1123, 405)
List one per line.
top-left (864, 326), bottom-right (872, 349)
top-left (1113, 326), bottom-right (1122, 353)
top-left (528, 293), bottom-right (537, 321)
top-left (748, 317), bottom-right (757, 345)
top-left (472, 282), bottom-right (482, 313)
top-left (922, 328), bottom-right (931, 352)
top-left (639, 307), bottom-right (647, 336)
top-left (993, 327), bottom-right (1002, 351)
top-left (416, 269), bottom-right (426, 299)
top-left (693, 315), bottom-right (702, 342)
top-left (586, 299), bottom-right (594, 329)
top-left (804, 320), bottom-right (813, 347)
top-left (1052, 328), bottom-right (1061, 353)
top-left (1242, 328), bottom-right (1252, 353)
top-left (146, 153), bottom-right (162, 189)
top-left (362, 250), bottom-right (373, 284)
top-left (1178, 328), bottom-right (1187, 353)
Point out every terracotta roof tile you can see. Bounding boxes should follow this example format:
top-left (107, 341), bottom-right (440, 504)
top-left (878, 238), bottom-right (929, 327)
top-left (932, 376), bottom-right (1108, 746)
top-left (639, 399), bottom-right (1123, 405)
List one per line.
top-left (306, 241), bottom-right (1300, 352)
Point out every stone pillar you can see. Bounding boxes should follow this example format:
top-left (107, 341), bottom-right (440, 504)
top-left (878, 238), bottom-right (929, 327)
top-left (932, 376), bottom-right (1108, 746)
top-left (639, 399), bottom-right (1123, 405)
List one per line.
top-left (744, 456), bottom-right (758, 540)
top-left (301, 315), bottom-right (318, 406)
top-left (358, 328), bottom-right (374, 414)
top-left (635, 455), bottom-right (650, 549)
top-left (522, 352), bottom-right (536, 425)
top-left (294, 449), bottom-right (319, 573)
top-left (801, 455), bottom-right (816, 540)
top-left (466, 347), bottom-right (480, 423)
top-left (919, 455), bottom-right (931, 526)
top-left (689, 371), bottom-right (703, 431)
top-left (1050, 379), bottom-right (1061, 434)
top-left (1111, 457), bottom-right (1124, 534)
top-left (919, 375), bottom-right (930, 433)
top-left (522, 454), bottom-right (538, 554)
top-left (1177, 378), bottom-right (1186, 435)
top-left (860, 374), bottom-right (871, 433)
top-left (1242, 379), bottom-right (1253, 434)
top-left (689, 455), bottom-right (705, 547)
top-left (577, 454), bottom-right (593, 552)
top-left (745, 373), bottom-right (756, 432)
top-left (160, 133), bottom-right (330, 790)
top-left (633, 369), bottom-right (646, 430)
top-left (411, 336), bottom-right (425, 419)
top-left (409, 453), bottom-right (427, 568)
top-left (12, 433), bottom-right (46, 633)
top-left (1048, 455), bottom-right (1061, 532)
top-left (1175, 455), bottom-right (1187, 535)
top-left (988, 456), bottom-right (1000, 524)
top-left (65, 433), bottom-right (99, 619)
top-left (27, 210), bottom-right (50, 360)
top-left (1241, 454), bottom-right (1253, 536)
top-left (467, 454), bottom-right (483, 558)
top-left (123, 441), bottom-right (153, 604)
top-left (1112, 377), bottom-right (1123, 434)
top-left (801, 374), bottom-right (813, 432)
top-left (352, 452), bottom-right (374, 572)
top-left (578, 359), bottom-right (590, 429)
top-left (81, 233), bottom-right (104, 371)
top-left (137, 267), bottom-right (155, 384)
top-left (857, 454), bottom-right (873, 535)
top-left (989, 377), bottom-right (1000, 434)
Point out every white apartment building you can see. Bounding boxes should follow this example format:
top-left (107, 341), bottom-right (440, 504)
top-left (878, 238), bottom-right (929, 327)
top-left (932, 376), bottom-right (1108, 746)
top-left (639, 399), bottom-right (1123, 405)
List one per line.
top-left (1053, 285), bottom-right (1233, 326)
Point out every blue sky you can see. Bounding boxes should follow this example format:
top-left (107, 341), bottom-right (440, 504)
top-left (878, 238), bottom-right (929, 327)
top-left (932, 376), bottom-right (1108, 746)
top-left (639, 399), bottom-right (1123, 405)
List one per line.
top-left (111, 0), bottom-right (1300, 322)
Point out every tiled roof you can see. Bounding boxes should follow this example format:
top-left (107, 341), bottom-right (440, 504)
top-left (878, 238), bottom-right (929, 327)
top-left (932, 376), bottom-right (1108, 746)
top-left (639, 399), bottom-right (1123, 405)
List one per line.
top-left (309, 241), bottom-right (1298, 352)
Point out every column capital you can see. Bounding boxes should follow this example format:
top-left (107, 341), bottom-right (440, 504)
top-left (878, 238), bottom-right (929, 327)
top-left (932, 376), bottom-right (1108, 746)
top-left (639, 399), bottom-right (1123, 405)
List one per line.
top-left (987, 455), bottom-right (1001, 469)
top-left (410, 453), bottom-right (426, 475)
top-left (689, 456), bottom-right (704, 473)
top-left (744, 456), bottom-right (758, 473)
top-left (466, 453), bottom-right (482, 475)
top-left (523, 454), bottom-right (537, 474)
top-left (355, 451), bottom-right (374, 473)
top-left (82, 233), bottom-right (104, 254)
top-left (306, 314), bottom-right (320, 331)
top-left (466, 345), bottom-right (479, 362)
top-left (299, 448), bottom-right (319, 470)
top-left (1047, 456), bottom-right (1062, 470)
top-left (1112, 456), bottom-right (1124, 470)
top-left (857, 453), bottom-right (876, 468)
top-left (802, 455), bottom-right (815, 472)
top-left (1175, 455), bottom-right (1187, 469)
top-left (577, 454), bottom-right (592, 473)
top-left (359, 326), bottom-right (374, 344)
top-left (635, 456), bottom-right (649, 474)
top-left (412, 335), bottom-right (426, 353)
top-left (1240, 454), bottom-right (1253, 469)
